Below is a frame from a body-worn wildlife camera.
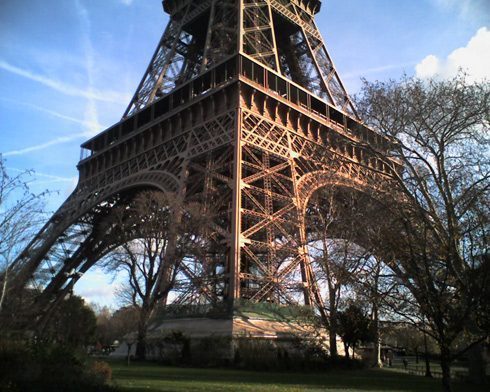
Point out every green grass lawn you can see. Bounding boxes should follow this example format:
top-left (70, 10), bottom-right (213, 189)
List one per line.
top-left (109, 361), bottom-right (486, 392)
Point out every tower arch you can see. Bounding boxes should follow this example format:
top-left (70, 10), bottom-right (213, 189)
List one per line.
top-left (8, 170), bottom-right (181, 314)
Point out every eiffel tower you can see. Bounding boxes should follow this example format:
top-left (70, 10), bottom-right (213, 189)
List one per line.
top-left (8, 0), bottom-right (394, 333)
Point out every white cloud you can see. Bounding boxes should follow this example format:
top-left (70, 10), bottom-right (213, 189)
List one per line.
top-left (415, 27), bottom-right (490, 82)
top-left (74, 266), bottom-right (123, 307)
top-left (415, 55), bottom-right (441, 78)
top-left (3, 131), bottom-right (92, 157)
top-left (0, 59), bottom-right (130, 104)
top-left (431, 0), bottom-right (490, 20)
top-left (0, 97), bottom-right (103, 130)
top-left (7, 167), bottom-right (76, 183)
top-left (75, 0), bottom-right (102, 135)
top-left (343, 61), bottom-right (417, 80)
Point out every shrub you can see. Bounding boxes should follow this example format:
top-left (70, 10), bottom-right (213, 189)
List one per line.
top-left (0, 339), bottom-right (116, 392)
top-left (234, 339), bottom-right (278, 370)
top-left (88, 361), bottom-right (112, 384)
top-left (324, 355), bottom-right (366, 370)
top-left (190, 336), bottom-right (233, 367)
top-left (233, 336), bottom-right (366, 372)
top-left (149, 331), bottom-right (191, 365)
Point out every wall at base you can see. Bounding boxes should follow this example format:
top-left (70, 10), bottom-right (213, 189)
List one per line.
top-left (110, 316), bottom-right (348, 368)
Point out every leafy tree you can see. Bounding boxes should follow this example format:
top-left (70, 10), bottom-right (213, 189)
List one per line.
top-left (110, 306), bottom-right (139, 341)
top-left (337, 303), bottom-right (372, 359)
top-left (357, 73), bottom-right (489, 391)
top-left (42, 295), bottom-right (97, 348)
top-left (92, 305), bottom-right (115, 348)
top-left (92, 304), bottom-right (140, 359)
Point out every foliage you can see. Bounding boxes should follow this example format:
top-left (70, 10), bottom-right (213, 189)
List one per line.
top-left (338, 303), bottom-right (373, 358)
top-left (0, 339), bottom-right (115, 392)
top-left (93, 305), bottom-right (116, 348)
top-left (190, 336), bottom-right (234, 367)
top-left (234, 338), bottom-right (278, 370)
top-left (41, 295), bottom-right (97, 347)
top-left (233, 338), bottom-right (333, 371)
top-left (89, 360), bottom-right (113, 385)
top-left (149, 331), bottom-right (190, 365)
top-left (93, 305), bottom-right (139, 349)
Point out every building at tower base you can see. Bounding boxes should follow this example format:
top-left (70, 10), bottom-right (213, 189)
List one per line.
top-left (113, 305), bottom-right (346, 367)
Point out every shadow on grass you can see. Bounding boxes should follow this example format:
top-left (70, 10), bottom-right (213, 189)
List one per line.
top-left (109, 360), bottom-right (486, 392)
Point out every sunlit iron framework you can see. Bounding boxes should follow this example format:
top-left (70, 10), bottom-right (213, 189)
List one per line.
top-left (9, 0), bottom-right (397, 323)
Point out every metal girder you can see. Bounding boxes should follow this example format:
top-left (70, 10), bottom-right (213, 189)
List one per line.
top-left (124, 0), bottom-right (357, 119)
top-left (201, 0), bottom-right (238, 72)
top-left (241, 0), bottom-right (280, 71)
top-left (7, 1), bottom-right (396, 328)
top-left (124, 0), bottom-right (216, 118)
top-left (123, 17), bottom-right (188, 118)
top-left (290, 4), bottom-right (358, 117)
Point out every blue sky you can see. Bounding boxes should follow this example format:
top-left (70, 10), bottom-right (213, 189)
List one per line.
top-left (1, 0), bottom-right (489, 307)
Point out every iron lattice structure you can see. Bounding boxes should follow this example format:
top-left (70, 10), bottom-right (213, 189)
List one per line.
top-left (9, 0), bottom-right (396, 320)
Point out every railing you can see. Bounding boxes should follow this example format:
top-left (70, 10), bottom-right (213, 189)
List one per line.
top-left (150, 300), bottom-right (318, 322)
top-left (389, 357), bottom-right (484, 380)
top-left (238, 54), bottom-right (390, 150)
top-left (79, 53), bottom-right (396, 177)
top-left (79, 55), bottom-right (238, 161)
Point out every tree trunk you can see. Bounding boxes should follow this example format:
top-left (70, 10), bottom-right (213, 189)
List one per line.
top-left (135, 307), bottom-right (150, 361)
top-left (0, 266), bottom-right (9, 312)
top-left (126, 342), bottom-right (133, 366)
top-left (372, 302), bottom-right (382, 367)
top-left (423, 331), bottom-right (432, 378)
top-left (135, 331), bottom-right (147, 361)
top-left (329, 288), bottom-right (338, 358)
top-left (344, 342), bottom-right (350, 359)
top-left (440, 346), bottom-right (452, 392)
top-left (468, 342), bottom-right (487, 385)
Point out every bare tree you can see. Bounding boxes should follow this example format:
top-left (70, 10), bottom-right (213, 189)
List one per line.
top-left (354, 256), bottom-right (399, 367)
top-left (0, 157), bottom-right (48, 313)
top-left (356, 73), bottom-right (490, 391)
top-left (307, 187), bottom-right (369, 358)
top-left (101, 190), bottom-right (212, 360)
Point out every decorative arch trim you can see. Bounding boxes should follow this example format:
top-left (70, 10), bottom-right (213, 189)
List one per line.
top-left (66, 170), bottom-right (180, 221)
top-left (296, 170), bottom-right (376, 213)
